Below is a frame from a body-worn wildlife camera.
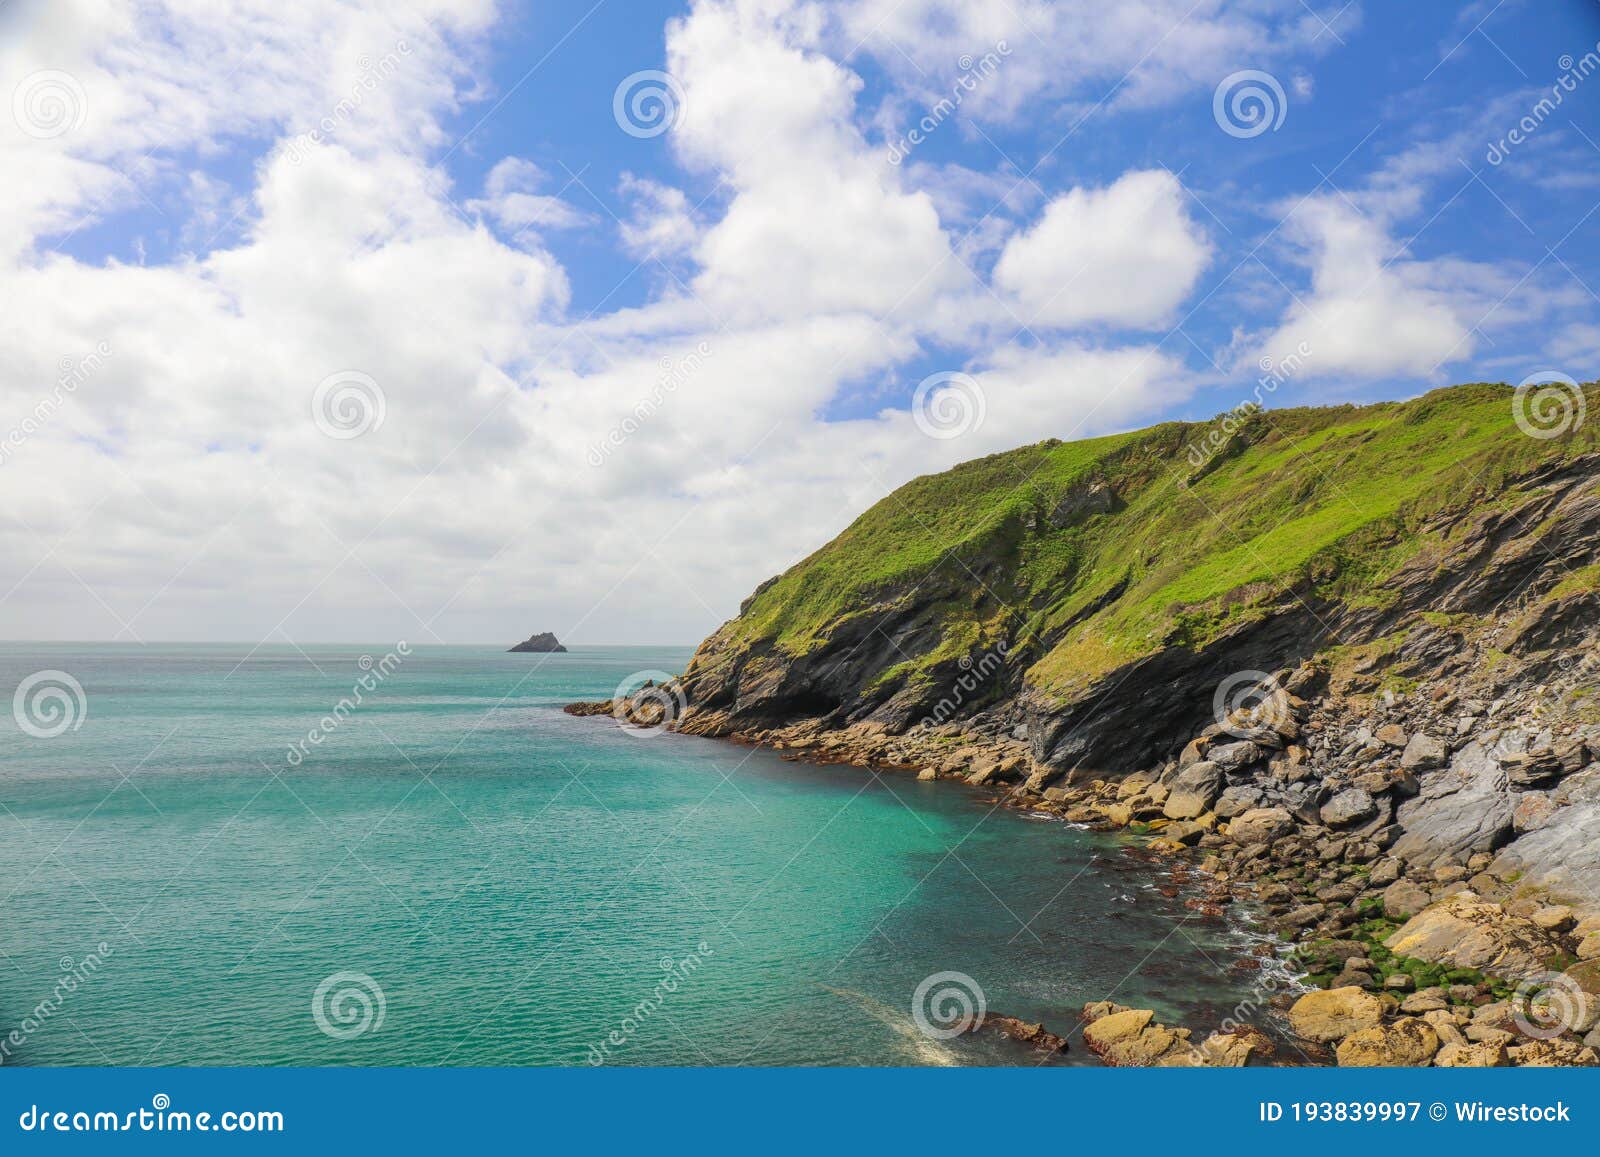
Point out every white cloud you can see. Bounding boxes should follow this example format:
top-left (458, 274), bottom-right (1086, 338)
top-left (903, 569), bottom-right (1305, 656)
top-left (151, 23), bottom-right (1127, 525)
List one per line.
top-left (993, 169), bottom-right (1211, 329)
top-left (469, 157), bottom-right (594, 232)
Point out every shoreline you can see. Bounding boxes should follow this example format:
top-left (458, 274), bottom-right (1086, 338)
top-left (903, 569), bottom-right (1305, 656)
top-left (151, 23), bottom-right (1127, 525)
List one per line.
top-left (568, 651), bottom-right (1600, 1068)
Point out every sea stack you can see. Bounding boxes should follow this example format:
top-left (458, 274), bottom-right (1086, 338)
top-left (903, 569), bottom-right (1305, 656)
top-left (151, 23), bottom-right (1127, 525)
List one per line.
top-left (508, 631), bottom-right (567, 653)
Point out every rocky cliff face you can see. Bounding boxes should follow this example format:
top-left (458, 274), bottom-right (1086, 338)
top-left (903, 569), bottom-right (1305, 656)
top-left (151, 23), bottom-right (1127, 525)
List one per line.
top-left (672, 384), bottom-right (1600, 912)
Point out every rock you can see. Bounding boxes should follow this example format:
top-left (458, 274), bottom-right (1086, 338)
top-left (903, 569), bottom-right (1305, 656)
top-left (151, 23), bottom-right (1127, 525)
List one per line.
top-left (1401, 985), bottom-right (1452, 1011)
top-left (1162, 761), bottom-right (1222, 820)
top-left (917, 767), bottom-right (938, 781)
top-left (1214, 784), bottom-right (1265, 819)
top-left (1080, 1006), bottom-right (1195, 1067)
top-left (1320, 788), bottom-right (1377, 827)
top-left (507, 631), bottom-right (567, 653)
top-left (1512, 791), bottom-right (1557, 833)
top-left (1435, 1041), bottom-right (1509, 1067)
top-left (1392, 742), bottom-right (1515, 869)
top-left (1382, 879), bottom-right (1432, 921)
top-left (1384, 973), bottom-right (1415, 991)
top-left (1369, 858), bottom-right (1403, 887)
top-left (1400, 732), bottom-right (1449, 771)
top-left (1206, 741), bottom-right (1264, 771)
top-left (1507, 1039), bottom-right (1599, 1067)
top-left (974, 1014), bottom-right (1069, 1053)
top-left (1500, 750), bottom-right (1564, 789)
top-left (1226, 807), bottom-right (1295, 845)
top-left (1336, 1018), bottom-right (1440, 1066)
top-left (1198, 1029), bottom-right (1265, 1066)
top-left (1288, 987), bottom-right (1384, 1043)
top-left (1375, 724), bottom-right (1409, 748)
top-left (1384, 893), bottom-right (1565, 982)
top-left (1579, 932), bottom-right (1600, 960)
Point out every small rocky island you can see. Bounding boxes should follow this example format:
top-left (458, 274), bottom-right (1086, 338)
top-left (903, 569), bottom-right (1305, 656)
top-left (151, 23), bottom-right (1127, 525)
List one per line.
top-left (508, 631), bottom-right (567, 653)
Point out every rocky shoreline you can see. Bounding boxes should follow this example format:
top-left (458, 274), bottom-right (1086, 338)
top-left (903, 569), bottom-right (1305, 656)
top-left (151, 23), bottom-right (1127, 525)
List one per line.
top-left (569, 637), bottom-right (1600, 1067)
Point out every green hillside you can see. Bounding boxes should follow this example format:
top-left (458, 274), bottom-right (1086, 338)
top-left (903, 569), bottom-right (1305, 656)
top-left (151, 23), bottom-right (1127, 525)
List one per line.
top-left (722, 381), bottom-right (1599, 706)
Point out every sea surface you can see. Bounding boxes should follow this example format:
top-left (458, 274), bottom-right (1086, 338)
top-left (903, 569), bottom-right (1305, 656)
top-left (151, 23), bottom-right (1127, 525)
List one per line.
top-left (0, 644), bottom-right (1284, 1066)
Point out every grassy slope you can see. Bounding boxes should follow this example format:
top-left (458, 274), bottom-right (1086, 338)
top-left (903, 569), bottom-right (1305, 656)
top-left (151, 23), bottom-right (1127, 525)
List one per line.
top-left (726, 382), bottom-right (1600, 704)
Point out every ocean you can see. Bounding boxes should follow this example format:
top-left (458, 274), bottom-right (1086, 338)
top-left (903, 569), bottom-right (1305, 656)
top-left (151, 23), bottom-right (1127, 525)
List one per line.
top-left (0, 643), bottom-right (1277, 1066)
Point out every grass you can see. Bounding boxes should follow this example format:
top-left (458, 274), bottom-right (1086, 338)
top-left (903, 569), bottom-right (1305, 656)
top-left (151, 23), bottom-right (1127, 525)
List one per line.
top-left (717, 381), bottom-right (1600, 702)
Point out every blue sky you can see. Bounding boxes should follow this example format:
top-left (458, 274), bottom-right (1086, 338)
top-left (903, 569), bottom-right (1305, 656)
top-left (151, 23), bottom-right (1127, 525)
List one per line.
top-left (2, 0), bottom-right (1599, 643)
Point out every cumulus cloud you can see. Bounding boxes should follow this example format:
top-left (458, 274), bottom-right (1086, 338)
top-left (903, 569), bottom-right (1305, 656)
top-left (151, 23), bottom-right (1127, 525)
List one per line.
top-left (992, 169), bottom-right (1211, 329)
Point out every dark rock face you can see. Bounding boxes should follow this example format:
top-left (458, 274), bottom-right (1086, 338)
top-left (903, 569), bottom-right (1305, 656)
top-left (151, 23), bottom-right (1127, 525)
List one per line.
top-left (508, 631), bottom-right (568, 653)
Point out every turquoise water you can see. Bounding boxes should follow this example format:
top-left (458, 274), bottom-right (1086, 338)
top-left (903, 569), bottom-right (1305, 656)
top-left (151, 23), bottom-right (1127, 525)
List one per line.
top-left (0, 644), bottom-right (1269, 1066)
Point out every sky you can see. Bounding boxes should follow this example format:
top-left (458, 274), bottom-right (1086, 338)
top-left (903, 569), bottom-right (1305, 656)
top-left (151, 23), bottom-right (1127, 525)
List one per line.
top-left (1, 0), bottom-right (1598, 646)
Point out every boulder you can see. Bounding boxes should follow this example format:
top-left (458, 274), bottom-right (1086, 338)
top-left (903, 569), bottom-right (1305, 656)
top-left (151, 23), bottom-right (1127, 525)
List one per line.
top-left (1400, 732), bottom-right (1449, 771)
top-left (1162, 761), bottom-right (1222, 820)
top-left (1384, 893), bottom-right (1565, 982)
top-left (1335, 1018), bottom-right (1440, 1066)
top-left (1512, 791), bottom-right (1557, 833)
top-left (1320, 788), bottom-right (1377, 827)
top-left (1288, 987), bottom-right (1384, 1043)
top-left (1392, 742), bottom-right (1515, 869)
top-left (1080, 1006), bottom-right (1195, 1067)
top-left (1435, 1041), bottom-right (1509, 1067)
top-left (1500, 750), bottom-right (1564, 789)
top-left (1206, 741), bottom-right (1263, 771)
top-left (1507, 1039), bottom-right (1599, 1067)
top-left (1382, 879), bottom-right (1433, 921)
top-left (1376, 723), bottom-right (1409, 748)
top-left (1226, 807), bottom-right (1295, 845)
